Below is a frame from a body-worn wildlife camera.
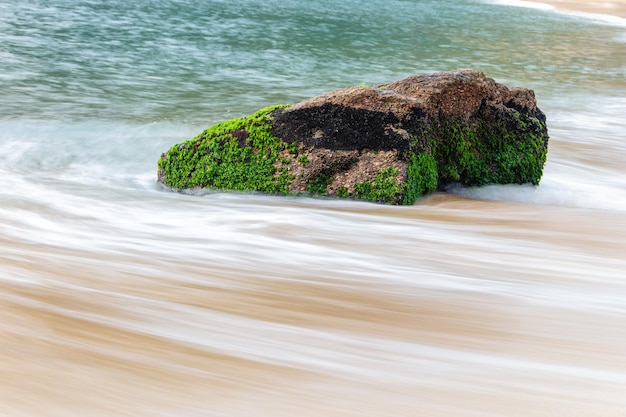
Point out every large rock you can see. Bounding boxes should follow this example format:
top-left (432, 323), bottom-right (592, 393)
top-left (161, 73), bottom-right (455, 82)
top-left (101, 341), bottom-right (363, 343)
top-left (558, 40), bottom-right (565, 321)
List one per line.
top-left (158, 70), bottom-right (548, 204)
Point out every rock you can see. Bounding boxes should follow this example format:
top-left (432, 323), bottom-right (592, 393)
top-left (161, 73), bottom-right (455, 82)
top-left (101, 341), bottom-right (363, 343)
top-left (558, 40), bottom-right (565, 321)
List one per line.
top-left (157, 70), bottom-right (549, 204)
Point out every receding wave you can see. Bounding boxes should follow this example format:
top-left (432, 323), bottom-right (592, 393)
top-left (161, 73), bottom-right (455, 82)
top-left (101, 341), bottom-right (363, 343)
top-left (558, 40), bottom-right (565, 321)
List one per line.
top-left (2, 0), bottom-right (626, 415)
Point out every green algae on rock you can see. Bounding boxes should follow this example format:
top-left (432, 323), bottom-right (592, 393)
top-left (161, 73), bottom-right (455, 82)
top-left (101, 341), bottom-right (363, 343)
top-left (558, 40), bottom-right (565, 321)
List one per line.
top-left (157, 105), bottom-right (293, 193)
top-left (158, 70), bottom-right (549, 205)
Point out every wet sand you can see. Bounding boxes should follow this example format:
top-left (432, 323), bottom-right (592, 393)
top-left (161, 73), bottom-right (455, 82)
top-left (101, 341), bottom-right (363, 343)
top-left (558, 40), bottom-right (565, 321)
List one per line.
top-left (525, 0), bottom-right (626, 18)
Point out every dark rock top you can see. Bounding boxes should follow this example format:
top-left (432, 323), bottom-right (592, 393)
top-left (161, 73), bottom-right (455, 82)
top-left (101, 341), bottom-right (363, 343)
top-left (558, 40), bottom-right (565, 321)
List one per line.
top-left (158, 70), bottom-right (549, 204)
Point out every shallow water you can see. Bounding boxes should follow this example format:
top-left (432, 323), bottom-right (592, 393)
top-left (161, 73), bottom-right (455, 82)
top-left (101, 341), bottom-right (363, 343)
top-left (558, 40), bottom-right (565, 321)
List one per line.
top-left (1, 0), bottom-right (626, 416)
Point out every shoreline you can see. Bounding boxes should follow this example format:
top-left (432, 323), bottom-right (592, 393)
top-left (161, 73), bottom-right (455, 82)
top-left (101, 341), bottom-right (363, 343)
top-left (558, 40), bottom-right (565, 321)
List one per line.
top-left (523, 0), bottom-right (626, 18)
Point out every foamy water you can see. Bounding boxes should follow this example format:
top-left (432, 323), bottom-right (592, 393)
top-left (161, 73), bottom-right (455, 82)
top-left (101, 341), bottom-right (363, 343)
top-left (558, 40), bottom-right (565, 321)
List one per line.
top-left (484, 0), bottom-right (626, 25)
top-left (1, 0), bottom-right (626, 416)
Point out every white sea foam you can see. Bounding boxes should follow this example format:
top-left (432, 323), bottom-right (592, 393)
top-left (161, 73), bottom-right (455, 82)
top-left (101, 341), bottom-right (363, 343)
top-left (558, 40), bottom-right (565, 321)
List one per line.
top-left (482, 0), bottom-right (626, 27)
top-left (448, 178), bottom-right (626, 213)
top-left (562, 10), bottom-right (626, 27)
top-left (481, 0), bottom-right (555, 11)
top-left (0, 119), bottom-right (197, 190)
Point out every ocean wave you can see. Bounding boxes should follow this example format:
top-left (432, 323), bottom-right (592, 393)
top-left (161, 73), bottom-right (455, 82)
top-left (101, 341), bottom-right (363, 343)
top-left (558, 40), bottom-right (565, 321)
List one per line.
top-left (481, 0), bottom-right (626, 27)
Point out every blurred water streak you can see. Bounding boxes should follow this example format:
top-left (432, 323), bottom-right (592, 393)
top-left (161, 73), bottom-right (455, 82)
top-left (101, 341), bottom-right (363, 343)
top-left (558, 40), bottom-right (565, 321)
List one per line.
top-left (1, 0), bottom-right (626, 415)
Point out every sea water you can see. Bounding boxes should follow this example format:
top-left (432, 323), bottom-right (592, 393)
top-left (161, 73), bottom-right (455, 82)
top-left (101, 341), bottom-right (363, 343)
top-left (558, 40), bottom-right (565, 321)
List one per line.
top-left (1, 1), bottom-right (626, 416)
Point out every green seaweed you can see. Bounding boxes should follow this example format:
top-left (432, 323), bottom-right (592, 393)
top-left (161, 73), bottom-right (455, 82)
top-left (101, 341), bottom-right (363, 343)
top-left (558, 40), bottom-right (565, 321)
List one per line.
top-left (158, 105), bottom-right (293, 193)
top-left (297, 155), bottom-right (310, 167)
top-left (402, 152), bottom-right (438, 205)
top-left (306, 173), bottom-right (333, 194)
top-left (426, 113), bottom-right (547, 188)
top-left (353, 167), bottom-right (406, 204)
top-left (336, 187), bottom-right (350, 198)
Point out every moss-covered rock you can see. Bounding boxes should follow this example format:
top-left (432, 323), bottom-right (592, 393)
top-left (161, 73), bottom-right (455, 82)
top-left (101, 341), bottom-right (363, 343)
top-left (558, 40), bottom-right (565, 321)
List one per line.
top-left (158, 70), bottom-right (549, 205)
top-left (157, 105), bottom-right (294, 193)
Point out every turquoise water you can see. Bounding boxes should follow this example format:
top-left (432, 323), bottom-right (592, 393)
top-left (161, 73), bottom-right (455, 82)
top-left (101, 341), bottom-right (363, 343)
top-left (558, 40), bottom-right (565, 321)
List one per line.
top-left (2, 0), bottom-right (624, 122)
top-left (1, 1), bottom-right (626, 416)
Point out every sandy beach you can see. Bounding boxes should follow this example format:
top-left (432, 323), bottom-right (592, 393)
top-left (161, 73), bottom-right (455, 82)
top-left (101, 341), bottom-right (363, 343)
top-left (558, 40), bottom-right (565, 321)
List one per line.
top-left (525, 0), bottom-right (626, 18)
top-left (3, 1), bottom-right (626, 416)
